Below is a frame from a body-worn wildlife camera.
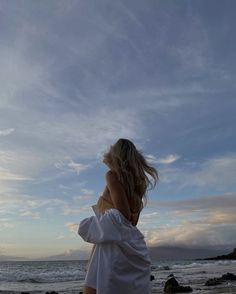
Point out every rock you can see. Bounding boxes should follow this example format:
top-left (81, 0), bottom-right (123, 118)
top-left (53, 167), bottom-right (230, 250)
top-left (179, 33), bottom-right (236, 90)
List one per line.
top-left (45, 292), bottom-right (59, 294)
top-left (175, 286), bottom-right (192, 292)
top-left (165, 277), bottom-right (179, 287)
top-left (222, 272), bottom-right (236, 280)
top-left (205, 277), bottom-right (224, 286)
top-left (204, 272), bottom-right (236, 287)
top-left (150, 274), bottom-right (155, 281)
top-left (21, 292), bottom-right (30, 294)
top-left (164, 274), bottom-right (193, 293)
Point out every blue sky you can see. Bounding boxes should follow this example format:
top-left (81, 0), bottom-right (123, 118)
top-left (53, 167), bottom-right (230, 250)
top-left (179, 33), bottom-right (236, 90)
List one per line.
top-left (0, 0), bottom-right (236, 260)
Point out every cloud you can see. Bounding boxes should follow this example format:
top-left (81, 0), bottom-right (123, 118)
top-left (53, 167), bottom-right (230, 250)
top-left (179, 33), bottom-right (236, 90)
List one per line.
top-left (0, 192), bottom-right (67, 217)
top-left (0, 128), bottom-right (15, 136)
top-left (72, 188), bottom-right (95, 201)
top-left (0, 185), bottom-right (94, 219)
top-left (159, 153), bottom-right (236, 189)
top-left (146, 153), bottom-right (180, 164)
top-left (189, 153), bottom-right (236, 188)
top-left (206, 210), bottom-right (236, 224)
top-left (19, 210), bottom-right (41, 219)
top-left (81, 188), bottom-right (95, 195)
top-left (145, 223), bottom-right (236, 249)
top-left (142, 212), bottom-right (160, 218)
top-left (0, 44), bottom-right (50, 106)
top-left (58, 184), bottom-right (73, 190)
top-left (65, 222), bottom-right (79, 233)
top-left (149, 191), bottom-right (236, 213)
top-left (62, 203), bottom-right (94, 215)
top-left (0, 167), bottom-right (33, 181)
top-left (54, 156), bottom-right (90, 175)
top-left (142, 192), bottom-right (236, 248)
top-left (56, 235), bottom-right (65, 240)
top-left (0, 150), bottom-right (46, 181)
top-left (0, 218), bottom-right (15, 230)
top-left (181, 210), bottom-right (236, 225)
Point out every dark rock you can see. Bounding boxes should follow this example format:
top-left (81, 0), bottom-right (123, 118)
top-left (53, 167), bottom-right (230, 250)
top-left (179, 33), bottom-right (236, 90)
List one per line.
top-left (204, 272), bottom-right (236, 287)
top-left (150, 274), bottom-right (155, 281)
top-left (175, 286), bottom-right (192, 292)
top-left (21, 292), bottom-right (30, 294)
top-left (164, 274), bottom-right (192, 293)
top-left (45, 292), bottom-right (59, 294)
top-left (165, 276), bottom-right (179, 288)
top-left (222, 272), bottom-right (236, 280)
top-left (79, 292), bottom-right (83, 294)
top-left (205, 277), bottom-right (224, 286)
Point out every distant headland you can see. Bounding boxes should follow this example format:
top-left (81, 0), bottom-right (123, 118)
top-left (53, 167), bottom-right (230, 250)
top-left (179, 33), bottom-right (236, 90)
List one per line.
top-left (196, 247), bottom-right (236, 260)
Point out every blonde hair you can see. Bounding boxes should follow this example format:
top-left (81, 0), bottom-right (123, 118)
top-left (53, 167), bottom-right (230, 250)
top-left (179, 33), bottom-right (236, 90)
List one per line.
top-left (103, 138), bottom-right (159, 214)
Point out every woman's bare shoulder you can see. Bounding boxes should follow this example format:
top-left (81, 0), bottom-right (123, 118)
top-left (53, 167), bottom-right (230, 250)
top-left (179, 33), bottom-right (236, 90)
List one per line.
top-left (105, 170), bottom-right (118, 181)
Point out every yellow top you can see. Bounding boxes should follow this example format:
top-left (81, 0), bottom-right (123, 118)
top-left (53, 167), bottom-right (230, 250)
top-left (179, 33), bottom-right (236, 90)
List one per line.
top-left (96, 196), bottom-right (140, 226)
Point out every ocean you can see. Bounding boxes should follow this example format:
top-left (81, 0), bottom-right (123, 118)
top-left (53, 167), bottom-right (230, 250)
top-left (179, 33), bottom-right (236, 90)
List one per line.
top-left (0, 259), bottom-right (235, 293)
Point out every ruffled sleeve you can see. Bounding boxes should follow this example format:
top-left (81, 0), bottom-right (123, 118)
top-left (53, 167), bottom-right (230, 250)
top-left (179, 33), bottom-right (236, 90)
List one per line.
top-left (78, 205), bottom-right (124, 244)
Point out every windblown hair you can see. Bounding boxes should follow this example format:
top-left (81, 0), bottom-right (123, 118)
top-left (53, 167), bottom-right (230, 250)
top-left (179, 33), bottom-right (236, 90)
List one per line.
top-left (103, 138), bottom-right (159, 213)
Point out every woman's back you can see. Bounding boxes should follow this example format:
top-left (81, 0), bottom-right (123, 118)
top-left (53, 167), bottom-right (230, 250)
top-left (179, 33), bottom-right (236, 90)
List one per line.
top-left (96, 186), bottom-right (141, 226)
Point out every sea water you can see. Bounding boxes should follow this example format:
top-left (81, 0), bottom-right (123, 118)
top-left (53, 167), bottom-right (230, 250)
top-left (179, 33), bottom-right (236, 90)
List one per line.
top-left (0, 259), bottom-right (236, 293)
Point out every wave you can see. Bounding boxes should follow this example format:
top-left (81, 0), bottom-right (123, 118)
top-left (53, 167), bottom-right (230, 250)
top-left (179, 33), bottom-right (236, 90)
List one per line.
top-left (1, 259), bottom-right (235, 283)
top-left (0, 269), bottom-right (85, 283)
top-left (151, 259), bottom-right (236, 271)
top-left (171, 259), bottom-right (236, 270)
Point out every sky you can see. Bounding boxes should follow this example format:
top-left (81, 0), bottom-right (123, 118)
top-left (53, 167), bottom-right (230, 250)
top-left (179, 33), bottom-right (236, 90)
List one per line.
top-left (0, 0), bottom-right (236, 260)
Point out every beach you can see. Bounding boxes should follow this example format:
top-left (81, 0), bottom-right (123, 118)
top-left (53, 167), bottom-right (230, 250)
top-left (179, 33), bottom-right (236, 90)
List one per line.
top-left (0, 259), bottom-right (235, 293)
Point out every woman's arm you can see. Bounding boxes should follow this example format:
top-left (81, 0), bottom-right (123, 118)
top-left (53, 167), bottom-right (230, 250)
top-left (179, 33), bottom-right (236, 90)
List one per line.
top-left (78, 209), bottom-right (123, 244)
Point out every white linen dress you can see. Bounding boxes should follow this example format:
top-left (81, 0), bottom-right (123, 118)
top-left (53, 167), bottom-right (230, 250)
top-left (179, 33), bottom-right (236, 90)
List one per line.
top-left (78, 204), bottom-right (151, 294)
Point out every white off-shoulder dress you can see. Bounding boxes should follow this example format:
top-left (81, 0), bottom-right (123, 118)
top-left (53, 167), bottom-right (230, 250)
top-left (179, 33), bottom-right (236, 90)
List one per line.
top-left (78, 204), bottom-right (151, 294)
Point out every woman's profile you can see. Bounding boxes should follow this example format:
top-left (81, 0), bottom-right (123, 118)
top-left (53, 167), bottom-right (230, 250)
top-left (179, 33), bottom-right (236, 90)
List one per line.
top-left (78, 138), bottom-right (159, 294)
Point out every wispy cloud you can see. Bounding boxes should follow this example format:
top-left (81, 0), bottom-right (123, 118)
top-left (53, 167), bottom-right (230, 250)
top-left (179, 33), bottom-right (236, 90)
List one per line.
top-left (65, 222), bottom-right (79, 233)
top-left (0, 167), bottom-right (33, 181)
top-left (54, 156), bottom-right (90, 175)
top-left (19, 210), bottom-right (41, 219)
top-left (146, 153), bottom-right (181, 164)
top-left (142, 212), bottom-right (160, 218)
top-left (149, 192), bottom-right (236, 212)
top-left (56, 235), bottom-right (65, 240)
top-left (159, 153), bottom-right (236, 190)
top-left (182, 210), bottom-right (236, 225)
top-left (0, 218), bottom-right (15, 230)
top-left (0, 128), bottom-right (15, 136)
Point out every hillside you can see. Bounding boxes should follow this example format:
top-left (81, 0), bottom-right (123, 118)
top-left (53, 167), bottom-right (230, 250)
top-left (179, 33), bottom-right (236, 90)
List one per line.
top-left (199, 247), bottom-right (236, 260)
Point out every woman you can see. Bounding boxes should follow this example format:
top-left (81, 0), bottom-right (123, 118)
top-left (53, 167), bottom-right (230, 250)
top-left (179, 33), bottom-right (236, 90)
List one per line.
top-left (78, 138), bottom-right (159, 294)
